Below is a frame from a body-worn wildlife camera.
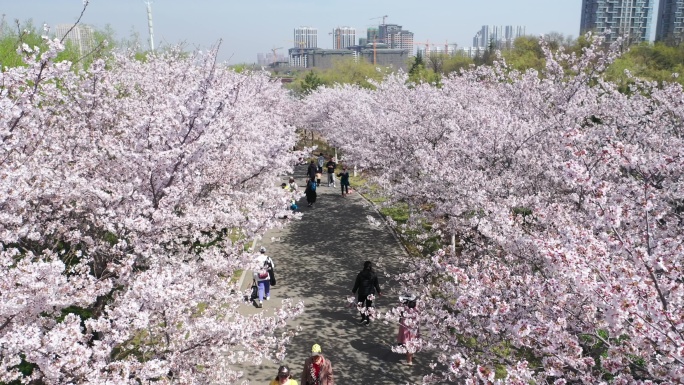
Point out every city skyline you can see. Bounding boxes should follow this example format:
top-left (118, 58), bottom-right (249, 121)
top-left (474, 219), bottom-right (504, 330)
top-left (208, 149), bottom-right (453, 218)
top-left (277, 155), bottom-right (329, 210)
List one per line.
top-left (5, 1), bottom-right (593, 64)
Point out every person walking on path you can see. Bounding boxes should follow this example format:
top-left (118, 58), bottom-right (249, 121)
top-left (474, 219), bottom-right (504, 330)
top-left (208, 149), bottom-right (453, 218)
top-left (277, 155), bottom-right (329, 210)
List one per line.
top-left (338, 167), bottom-right (350, 196)
top-left (270, 365), bottom-right (298, 385)
top-left (352, 261), bottom-right (382, 325)
top-left (317, 153), bottom-right (326, 172)
top-left (325, 158), bottom-right (336, 187)
top-left (316, 153), bottom-right (325, 186)
top-left (253, 247), bottom-right (274, 308)
top-left (307, 160), bottom-right (317, 183)
top-left (304, 179), bottom-right (317, 207)
top-left (397, 294), bottom-right (421, 366)
top-left (301, 344), bottom-right (334, 385)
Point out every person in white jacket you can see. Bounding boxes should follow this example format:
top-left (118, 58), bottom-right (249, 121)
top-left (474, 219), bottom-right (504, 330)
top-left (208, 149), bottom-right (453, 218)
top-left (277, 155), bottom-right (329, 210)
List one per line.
top-left (253, 247), bottom-right (275, 308)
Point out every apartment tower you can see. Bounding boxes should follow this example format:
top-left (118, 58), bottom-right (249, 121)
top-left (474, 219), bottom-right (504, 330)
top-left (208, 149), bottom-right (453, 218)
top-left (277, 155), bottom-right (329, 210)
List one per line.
top-left (656, 0), bottom-right (684, 43)
top-left (472, 25), bottom-right (525, 49)
top-left (332, 27), bottom-right (356, 49)
top-left (580, 0), bottom-right (653, 44)
top-left (378, 24), bottom-right (414, 53)
top-left (294, 26), bottom-right (318, 48)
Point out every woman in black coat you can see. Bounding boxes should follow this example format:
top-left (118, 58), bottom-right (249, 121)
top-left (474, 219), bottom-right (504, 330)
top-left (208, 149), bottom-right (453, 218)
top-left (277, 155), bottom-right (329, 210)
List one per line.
top-left (304, 179), bottom-right (317, 207)
top-left (307, 160), bottom-right (317, 182)
top-left (352, 261), bottom-right (382, 325)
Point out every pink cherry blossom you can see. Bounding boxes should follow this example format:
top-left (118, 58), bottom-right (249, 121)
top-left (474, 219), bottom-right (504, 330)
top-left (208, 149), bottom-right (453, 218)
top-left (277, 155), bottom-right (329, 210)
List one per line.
top-left (1, 37), bottom-right (304, 384)
top-left (299, 34), bottom-right (683, 384)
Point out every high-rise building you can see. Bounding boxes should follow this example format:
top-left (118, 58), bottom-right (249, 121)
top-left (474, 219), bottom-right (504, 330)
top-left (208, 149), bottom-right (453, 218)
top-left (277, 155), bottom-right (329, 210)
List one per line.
top-left (472, 25), bottom-right (525, 48)
top-left (54, 24), bottom-right (95, 56)
top-left (367, 27), bottom-right (379, 44)
top-left (579, 0), bottom-right (653, 44)
top-left (378, 24), bottom-right (414, 54)
top-left (332, 27), bottom-right (356, 49)
top-left (294, 27), bottom-right (318, 48)
top-left (656, 0), bottom-right (684, 44)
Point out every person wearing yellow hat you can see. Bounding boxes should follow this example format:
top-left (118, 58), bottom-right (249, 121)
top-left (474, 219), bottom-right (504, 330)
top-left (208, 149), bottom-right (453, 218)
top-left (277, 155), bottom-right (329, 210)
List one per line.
top-left (301, 344), bottom-right (334, 385)
top-left (269, 365), bottom-right (298, 385)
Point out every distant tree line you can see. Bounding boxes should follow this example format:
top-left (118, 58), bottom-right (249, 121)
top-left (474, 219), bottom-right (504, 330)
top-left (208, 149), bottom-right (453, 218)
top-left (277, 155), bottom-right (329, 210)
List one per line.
top-left (285, 32), bottom-right (684, 95)
top-left (6, 22), bottom-right (684, 95)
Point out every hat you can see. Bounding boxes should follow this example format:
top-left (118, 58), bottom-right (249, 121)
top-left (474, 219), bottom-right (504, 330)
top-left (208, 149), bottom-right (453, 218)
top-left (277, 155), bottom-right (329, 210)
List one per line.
top-left (259, 246), bottom-right (266, 253)
top-left (311, 344), bottom-right (322, 356)
top-left (277, 365), bottom-right (290, 376)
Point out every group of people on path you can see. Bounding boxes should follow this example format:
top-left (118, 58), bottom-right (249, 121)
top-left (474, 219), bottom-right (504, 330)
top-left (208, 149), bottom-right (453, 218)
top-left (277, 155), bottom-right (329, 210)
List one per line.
top-left (267, 344), bottom-right (334, 385)
top-left (351, 261), bottom-right (421, 366)
top-left (304, 153), bottom-right (351, 207)
top-left (258, 260), bottom-right (419, 384)
top-left (351, 260), bottom-right (419, 366)
top-left (255, 154), bottom-right (419, 382)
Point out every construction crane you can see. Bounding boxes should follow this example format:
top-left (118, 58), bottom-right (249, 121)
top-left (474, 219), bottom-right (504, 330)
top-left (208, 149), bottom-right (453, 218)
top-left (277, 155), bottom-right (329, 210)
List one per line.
top-left (373, 36), bottom-right (377, 65)
top-left (449, 42), bottom-right (459, 53)
top-left (286, 40), bottom-right (306, 52)
top-left (370, 15), bottom-right (388, 25)
top-left (368, 15), bottom-right (388, 64)
top-left (411, 40), bottom-right (432, 57)
top-left (271, 47), bottom-right (283, 64)
top-left (329, 29), bottom-right (341, 49)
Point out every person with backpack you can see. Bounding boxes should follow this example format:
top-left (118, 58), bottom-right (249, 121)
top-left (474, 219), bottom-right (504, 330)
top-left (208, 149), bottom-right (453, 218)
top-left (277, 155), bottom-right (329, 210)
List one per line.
top-left (253, 246), bottom-right (274, 308)
top-left (304, 178), bottom-right (317, 207)
top-left (338, 167), bottom-right (350, 197)
top-left (351, 261), bottom-right (382, 325)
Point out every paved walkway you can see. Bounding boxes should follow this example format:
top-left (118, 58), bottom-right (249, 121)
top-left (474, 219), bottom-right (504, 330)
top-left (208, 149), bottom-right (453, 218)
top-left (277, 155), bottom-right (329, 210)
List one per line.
top-left (237, 165), bottom-right (432, 384)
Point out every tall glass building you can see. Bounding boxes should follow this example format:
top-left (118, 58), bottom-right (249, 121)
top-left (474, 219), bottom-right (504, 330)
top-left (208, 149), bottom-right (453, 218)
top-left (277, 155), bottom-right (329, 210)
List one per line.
top-left (656, 0), bottom-right (684, 43)
top-left (580, 0), bottom-right (654, 44)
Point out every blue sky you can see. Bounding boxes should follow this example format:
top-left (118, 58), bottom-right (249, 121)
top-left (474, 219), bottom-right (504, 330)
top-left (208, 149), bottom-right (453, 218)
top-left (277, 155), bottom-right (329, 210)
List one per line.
top-left (4, 0), bottom-right (583, 64)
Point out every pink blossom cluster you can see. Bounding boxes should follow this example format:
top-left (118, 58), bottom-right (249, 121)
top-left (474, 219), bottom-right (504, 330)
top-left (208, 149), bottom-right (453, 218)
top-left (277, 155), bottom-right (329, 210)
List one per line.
top-left (1, 38), bottom-right (304, 384)
top-left (299, 36), bottom-right (683, 384)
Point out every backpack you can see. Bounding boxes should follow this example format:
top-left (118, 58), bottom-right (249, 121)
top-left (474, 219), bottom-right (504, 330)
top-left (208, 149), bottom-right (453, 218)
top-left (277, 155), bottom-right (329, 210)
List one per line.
top-left (309, 181), bottom-right (316, 192)
top-left (257, 259), bottom-right (271, 280)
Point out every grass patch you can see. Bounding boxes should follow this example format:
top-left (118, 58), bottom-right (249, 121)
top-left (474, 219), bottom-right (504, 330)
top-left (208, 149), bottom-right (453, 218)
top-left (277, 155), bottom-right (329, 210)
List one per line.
top-left (379, 203), bottom-right (409, 223)
top-left (231, 269), bottom-right (243, 284)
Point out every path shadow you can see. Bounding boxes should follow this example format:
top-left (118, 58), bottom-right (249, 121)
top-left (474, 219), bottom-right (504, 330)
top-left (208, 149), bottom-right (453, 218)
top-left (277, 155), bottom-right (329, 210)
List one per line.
top-left (237, 165), bottom-right (441, 384)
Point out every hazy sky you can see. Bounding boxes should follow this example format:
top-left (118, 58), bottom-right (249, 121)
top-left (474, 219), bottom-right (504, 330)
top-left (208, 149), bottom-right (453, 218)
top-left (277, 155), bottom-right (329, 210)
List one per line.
top-left (3, 0), bottom-right (584, 64)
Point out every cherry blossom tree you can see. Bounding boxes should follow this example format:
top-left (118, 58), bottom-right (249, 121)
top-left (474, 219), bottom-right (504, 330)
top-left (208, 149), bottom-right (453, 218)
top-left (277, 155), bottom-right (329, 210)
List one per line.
top-left (299, 36), bottom-right (683, 384)
top-left (1, 36), bottom-right (303, 384)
